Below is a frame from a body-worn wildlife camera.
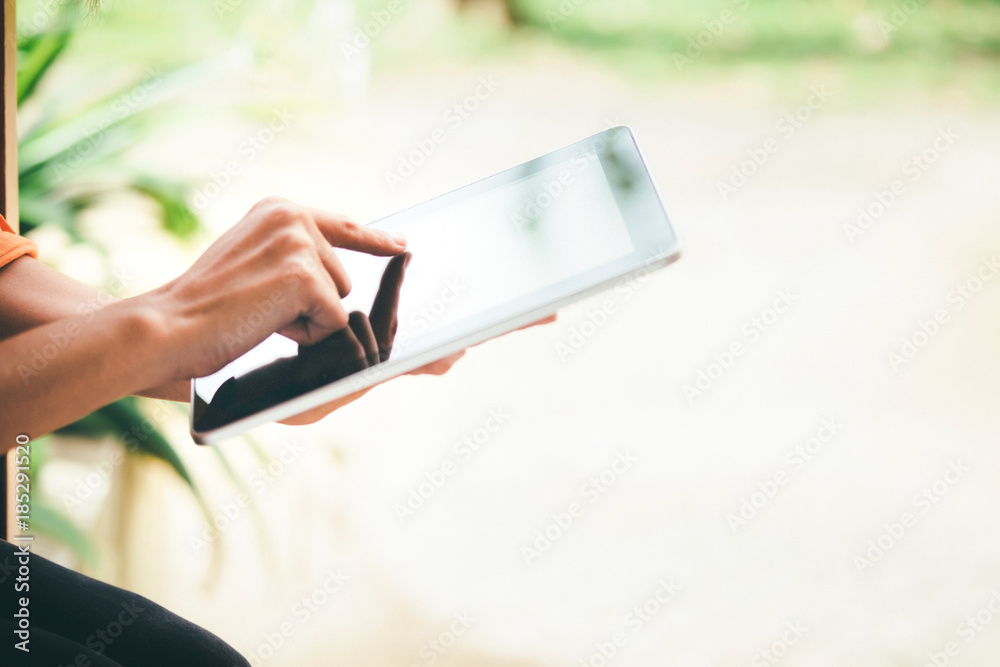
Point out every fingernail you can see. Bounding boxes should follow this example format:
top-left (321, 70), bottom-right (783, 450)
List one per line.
top-left (391, 232), bottom-right (407, 246)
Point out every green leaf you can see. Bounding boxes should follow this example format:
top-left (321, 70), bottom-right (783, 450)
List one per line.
top-left (19, 56), bottom-right (227, 175)
top-left (54, 411), bottom-right (124, 439)
top-left (53, 398), bottom-right (199, 495)
top-left (131, 176), bottom-right (204, 239)
top-left (72, 399), bottom-right (219, 526)
top-left (15, 195), bottom-right (79, 237)
top-left (17, 28), bottom-right (73, 106)
top-left (98, 398), bottom-right (197, 489)
top-left (19, 111), bottom-right (150, 182)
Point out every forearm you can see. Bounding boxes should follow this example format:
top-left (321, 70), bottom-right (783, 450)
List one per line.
top-left (0, 197), bottom-right (417, 441)
top-left (0, 256), bottom-right (190, 402)
top-left (0, 298), bottom-right (174, 452)
top-left (0, 256), bottom-right (105, 338)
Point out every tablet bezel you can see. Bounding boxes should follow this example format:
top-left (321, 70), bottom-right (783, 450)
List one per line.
top-left (190, 126), bottom-right (681, 444)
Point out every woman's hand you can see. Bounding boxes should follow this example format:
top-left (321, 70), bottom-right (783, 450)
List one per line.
top-left (2, 196), bottom-right (410, 443)
top-left (147, 197), bottom-right (407, 383)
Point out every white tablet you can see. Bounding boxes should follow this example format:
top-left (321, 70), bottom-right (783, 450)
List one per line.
top-left (191, 126), bottom-right (681, 443)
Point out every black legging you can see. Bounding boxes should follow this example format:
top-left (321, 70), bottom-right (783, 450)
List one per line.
top-left (0, 540), bottom-right (250, 666)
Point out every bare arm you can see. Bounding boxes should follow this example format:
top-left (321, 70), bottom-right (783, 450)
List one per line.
top-left (0, 256), bottom-right (190, 401)
top-left (0, 197), bottom-right (407, 452)
top-left (0, 296), bottom-right (180, 445)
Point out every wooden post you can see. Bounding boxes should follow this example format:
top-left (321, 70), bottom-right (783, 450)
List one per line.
top-left (1, 0), bottom-right (14, 228)
top-left (2, 0), bottom-right (17, 541)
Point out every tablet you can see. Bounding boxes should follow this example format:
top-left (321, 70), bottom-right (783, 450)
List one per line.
top-left (191, 126), bottom-right (681, 444)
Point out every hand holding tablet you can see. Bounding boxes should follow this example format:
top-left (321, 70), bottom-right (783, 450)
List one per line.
top-left (190, 126), bottom-right (681, 443)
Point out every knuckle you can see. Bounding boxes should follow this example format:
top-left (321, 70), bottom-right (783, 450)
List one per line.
top-left (255, 195), bottom-right (287, 208)
top-left (268, 222), bottom-right (314, 264)
top-left (260, 198), bottom-right (309, 227)
top-left (252, 195), bottom-right (291, 217)
top-left (339, 218), bottom-right (360, 235)
top-left (283, 254), bottom-right (317, 284)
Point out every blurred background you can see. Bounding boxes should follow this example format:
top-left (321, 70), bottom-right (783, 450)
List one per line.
top-left (15, 0), bottom-right (1000, 665)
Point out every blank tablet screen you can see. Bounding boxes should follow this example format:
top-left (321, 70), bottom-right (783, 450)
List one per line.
top-left (192, 127), bottom-right (677, 437)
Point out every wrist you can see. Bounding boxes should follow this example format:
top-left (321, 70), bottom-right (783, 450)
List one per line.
top-left (118, 291), bottom-right (180, 388)
top-left (136, 279), bottom-right (230, 383)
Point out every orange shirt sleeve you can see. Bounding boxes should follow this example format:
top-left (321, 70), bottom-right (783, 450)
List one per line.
top-left (0, 214), bottom-right (38, 269)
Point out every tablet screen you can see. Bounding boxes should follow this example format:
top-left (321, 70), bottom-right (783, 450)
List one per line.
top-left (192, 127), bottom-right (678, 438)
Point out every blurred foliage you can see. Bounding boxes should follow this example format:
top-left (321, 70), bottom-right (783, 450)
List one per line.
top-left (24, 0), bottom-right (1000, 70)
top-left (16, 5), bottom-right (214, 561)
top-left (16, 0), bottom-right (999, 105)
top-left (369, 0), bottom-right (1000, 94)
top-left (25, 438), bottom-right (98, 566)
top-left (17, 14), bottom-right (204, 241)
top-left (494, 0), bottom-right (1000, 60)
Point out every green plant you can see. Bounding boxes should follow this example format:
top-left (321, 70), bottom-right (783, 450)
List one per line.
top-left (16, 7), bottom-right (217, 563)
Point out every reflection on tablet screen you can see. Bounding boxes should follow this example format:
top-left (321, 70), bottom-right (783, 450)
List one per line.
top-left (194, 127), bottom-right (673, 433)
